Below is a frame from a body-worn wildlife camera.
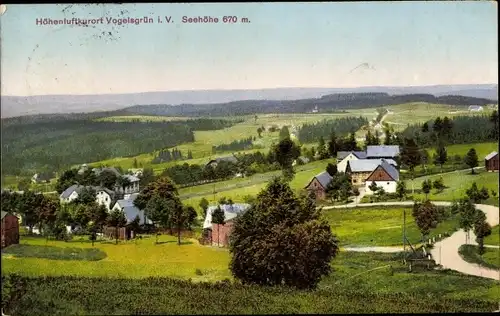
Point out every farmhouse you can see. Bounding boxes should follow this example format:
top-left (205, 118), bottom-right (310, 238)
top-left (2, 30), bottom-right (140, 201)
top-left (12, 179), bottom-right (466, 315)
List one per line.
top-left (366, 145), bottom-right (400, 160)
top-left (115, 174), bottom-right (140, 196)
top-left (364, 159), bottom-right (400, 194)
top-left (108, 197), bottom-right (153, 240)
top-left (485, 151), bottom-right (499, 172)
top-left (292, 156), bottom-right (310, 166)
top-left (1, 211), bottom-right (19, 249)
top-left (202, 203), bottom-right (251, 247)
top-left (336, 151), bottom-right (367, 173)
top-left (468, 105), bottom-right (484, 112)
top-left (206, 155), bottom-right (239, 168)
top-left (304, 171), bottom-right (334, 200)
top-left (346, 159), bottom-right (397, 186)
top-left (31, 172), bottom-right (52, 184)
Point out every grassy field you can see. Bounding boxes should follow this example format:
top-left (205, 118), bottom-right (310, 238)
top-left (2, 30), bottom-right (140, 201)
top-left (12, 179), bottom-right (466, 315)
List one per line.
top-left (458, 245), bottom-right (499, 270)
top-left (180, 158), bottom-right (336, 211)
top-left (484, 225), bottom-right (499, 246)
top-left (96, 115), bottom-right (198, 122)
top-left (2, 249), bottom-right (498, 315)
top-left (409, 169), bottom-right (499, 203)
top-left (88, 112), bottom-right (371, 172)
top-left (324, 207), bottom-right (459, 247)
top-left (383, 103), bottom-right (495, 131)
top-left (426, 142), bottom-right (498, 162)
top-left (1, 235), bottom-right (231, 281)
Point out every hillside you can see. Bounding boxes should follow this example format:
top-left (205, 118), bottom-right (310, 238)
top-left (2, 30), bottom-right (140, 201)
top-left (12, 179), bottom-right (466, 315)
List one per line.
top-left (1, 84), bottom-right (497, 118)
top-left (122, 93), bottom-right (496, 117)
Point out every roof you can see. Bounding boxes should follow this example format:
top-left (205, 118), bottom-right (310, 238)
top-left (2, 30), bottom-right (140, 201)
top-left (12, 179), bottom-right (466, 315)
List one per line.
top-left (347, 159), bottom-right (397, 173)
top-left (1, 211), bottom-right (7, 220)
top-left (203, 203), bottom-right (251, 229)
top-left (60, 184), bottom-right (83, 199)
top-left (366, 145), bottom-right (400, 158)
top-left (207, 156), bottom-right (238, 165)
top-left (123, 174), bottom-right (140, 182)
top-left (95, 187), bottom-right (116, 197)
top-left (297, 156), bottom-right (310, 163)
top-left (337, 151), bottom-right (367, 160)
top-left (468, 105), bottom-right (483, 110)
top-left (485, 151), bottom-right (498, 161)
top-left (378, 159), bottom-right (400, 181)
top-left (305, 171), bottom-right (333, 189)
top-left (60, 185), bottom-right (114, 199)
top-left (94, 167), bottom-right (121, 177)
top-left (113, 199), bottom-right (152, 225)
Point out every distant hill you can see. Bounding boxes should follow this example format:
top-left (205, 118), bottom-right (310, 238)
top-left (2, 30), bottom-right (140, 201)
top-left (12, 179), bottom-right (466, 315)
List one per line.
top-left (122, 93), bottom-right (497, 117)
top-left (1, 84), bottom-right (497, 118)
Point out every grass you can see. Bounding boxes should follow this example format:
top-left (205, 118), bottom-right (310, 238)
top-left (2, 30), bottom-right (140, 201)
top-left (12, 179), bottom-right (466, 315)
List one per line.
top-left (484, 225), bottom-right (499, 246)
top-left (384, 103), bottom-right (495, 132)
top-left (2, 251), bottom-right (498, 315)
top-left (324, 206), bottom-right (459, 247)
top-left (95, 115), bottom-right (197, 122)
top-left (458, 245), bottom-right (499, 270)
top-left (1, 235), bottom-right (231, 281)
top-left (180, 158), bottom-right (337, 211)
top-left (426, 142), bottom-right (498, 162)
top-left (409, 169), bottom-right (499, 204)
top-left (88, 112), bottom-right (371, 172)
top-left (1, 244), bottom-right (107, 261)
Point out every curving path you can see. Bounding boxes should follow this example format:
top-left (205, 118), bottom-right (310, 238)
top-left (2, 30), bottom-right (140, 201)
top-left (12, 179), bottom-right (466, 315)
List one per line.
top-left (323, 202), bottom-right (500, 280)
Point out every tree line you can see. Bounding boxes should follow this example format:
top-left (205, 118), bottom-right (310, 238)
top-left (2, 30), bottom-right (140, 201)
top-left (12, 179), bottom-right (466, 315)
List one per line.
top-left (401, 112), bottom-right (498, 148)
top-left (152, 148), bottom-right (193, 164)
top-left (297, 116), bottom-right (368, 143)
top-left (121, 93), bottom-right (496, 117)
top-left (1, 118), bottom-right (238, 177)
top-left (212, 136), bottom-right (255, 153)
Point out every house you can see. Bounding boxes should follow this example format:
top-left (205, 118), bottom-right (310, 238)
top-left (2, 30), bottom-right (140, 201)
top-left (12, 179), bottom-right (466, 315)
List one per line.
top-left (364, 159), bottom-right (400, 194)
top-left (468, 105), bottom-right (484, 112)
top-left (304, 171), bottom-right (334, 200)
top-left (77, 164), bottom-right (89, 175)
top-left (106, 197), bottom-right (152, 240)
top-left (202, 203), bottom-right (251, 247)
top-left (485, 151), bottom-right (499, 172)
top-left (93, 167), bottom-right (122, 177)
top-left (115, 174), bottom-right (140, 197)
top-left (346, 159), bottom-right (397, 186)
top-left (59, 185), bottom-right (115, 210)
top-left (95, 187), bottom-right (116, 210)
top-left (31, 172), bottom-right (52, 184)
top-left (292, 156), bottom-right (310, 166)
top-left (366, 145), bottom-right (400, 160)
top-left (128, 168), bottom-right (143, 177)
top-left (1, 211), bottom-right (19, 249)
top-left (336, 151), bottom-right (367, 173)
top-left (206, 155), bottom-right (239, 168)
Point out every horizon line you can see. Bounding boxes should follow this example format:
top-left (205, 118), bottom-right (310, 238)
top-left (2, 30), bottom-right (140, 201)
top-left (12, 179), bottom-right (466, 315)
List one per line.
top-left (2, 83), bottom-right (498, 98)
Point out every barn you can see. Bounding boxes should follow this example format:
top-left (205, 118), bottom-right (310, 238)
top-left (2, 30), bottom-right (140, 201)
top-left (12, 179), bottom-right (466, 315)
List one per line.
top-left (485, 151), bottom-right (499, 172)
top-left (364, 159), bottom-right (400, 194)
top-left (304, 171), bottom-right (334, 200)
top-left (1, 211), bottom-right (20, 249)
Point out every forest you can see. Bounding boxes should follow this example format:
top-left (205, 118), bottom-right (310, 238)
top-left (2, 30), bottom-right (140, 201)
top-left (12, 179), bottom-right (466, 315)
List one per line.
top-left (1, 118), bottom-right (237, 176)
top-left (297, 116), bottom-right (368, 143)
top-left (401, 112), bottom-right (498, 147)
top-left (212, 136), bottom-right (255, 153)
top-left (120, 93), bottom-right (496, 117)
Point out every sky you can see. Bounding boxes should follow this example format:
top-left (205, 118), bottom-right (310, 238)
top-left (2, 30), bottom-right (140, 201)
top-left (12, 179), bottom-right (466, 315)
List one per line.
top-left (0, 2), bottom-right (497, 96)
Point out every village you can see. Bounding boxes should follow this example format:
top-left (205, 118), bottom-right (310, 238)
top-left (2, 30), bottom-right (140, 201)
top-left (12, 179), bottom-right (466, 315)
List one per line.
top-left (2, 144), bottom-right (498, 249)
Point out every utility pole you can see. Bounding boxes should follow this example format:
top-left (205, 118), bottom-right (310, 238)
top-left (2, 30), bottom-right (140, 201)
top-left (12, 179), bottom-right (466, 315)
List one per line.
top-left (403, 209), bottom-right (406, 264)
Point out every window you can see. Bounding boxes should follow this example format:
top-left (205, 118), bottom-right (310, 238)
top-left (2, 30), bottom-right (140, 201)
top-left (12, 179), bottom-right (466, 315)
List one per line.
top-left (387, 182), bottom-right (390, 185)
